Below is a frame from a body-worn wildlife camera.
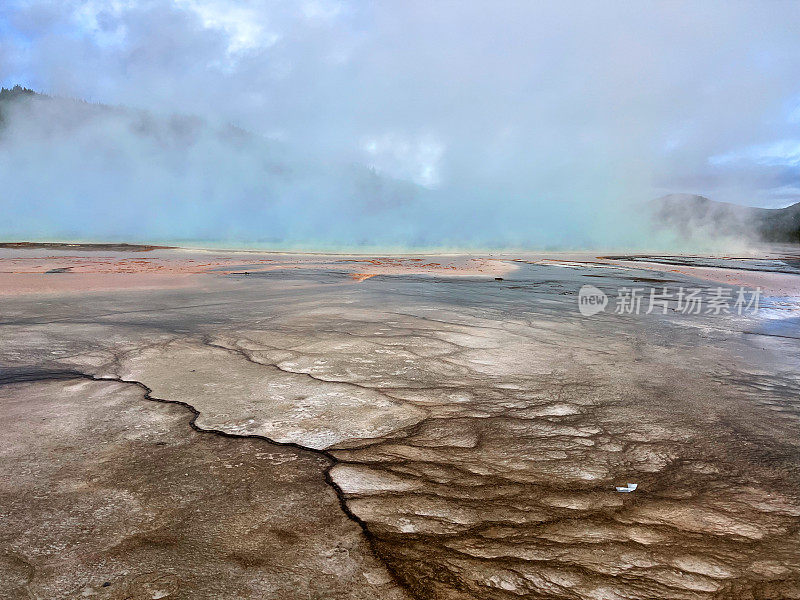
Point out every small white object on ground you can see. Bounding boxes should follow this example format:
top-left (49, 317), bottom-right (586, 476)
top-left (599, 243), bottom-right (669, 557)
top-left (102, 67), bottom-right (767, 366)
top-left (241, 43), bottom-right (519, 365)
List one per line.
top-left (615, 483), bottom-right (638, 493)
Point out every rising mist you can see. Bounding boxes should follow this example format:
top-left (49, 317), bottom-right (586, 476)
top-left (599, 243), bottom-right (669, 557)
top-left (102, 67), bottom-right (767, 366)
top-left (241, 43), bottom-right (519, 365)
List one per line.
top-left (2, 1), bottom-right (800, 249)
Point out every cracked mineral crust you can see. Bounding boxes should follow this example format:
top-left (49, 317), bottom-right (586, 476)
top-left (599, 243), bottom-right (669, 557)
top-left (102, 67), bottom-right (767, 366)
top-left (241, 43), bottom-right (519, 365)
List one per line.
top-left (1, 250), bottom-right (799, 599)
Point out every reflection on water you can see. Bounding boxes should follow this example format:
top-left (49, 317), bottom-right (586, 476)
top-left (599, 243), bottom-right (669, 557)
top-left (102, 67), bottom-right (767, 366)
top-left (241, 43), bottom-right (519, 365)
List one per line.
top-left (604, 254), bottom-right (800, 275)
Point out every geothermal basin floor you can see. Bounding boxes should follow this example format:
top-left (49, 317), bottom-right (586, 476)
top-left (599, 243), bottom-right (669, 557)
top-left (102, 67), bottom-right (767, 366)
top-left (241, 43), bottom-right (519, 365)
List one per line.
top-left (1, 248), bottom-right (799, 599)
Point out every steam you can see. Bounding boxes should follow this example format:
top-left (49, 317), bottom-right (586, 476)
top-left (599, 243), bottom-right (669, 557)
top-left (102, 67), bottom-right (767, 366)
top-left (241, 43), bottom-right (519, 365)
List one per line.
top-left (0, 91), bottom-right (652, 250)
top-left (1, 1), bottom-right (800, 249)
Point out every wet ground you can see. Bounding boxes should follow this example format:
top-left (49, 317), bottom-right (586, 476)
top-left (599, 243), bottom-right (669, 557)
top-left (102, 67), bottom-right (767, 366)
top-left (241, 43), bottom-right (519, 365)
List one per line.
top-left (1, 252), bottom-right (799, 599)
top-left (603, 254), bottom-right (800, 276)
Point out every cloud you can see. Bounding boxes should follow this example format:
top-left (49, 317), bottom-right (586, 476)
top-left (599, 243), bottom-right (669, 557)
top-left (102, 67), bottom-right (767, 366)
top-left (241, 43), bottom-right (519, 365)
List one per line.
top-left (2, 1), bottom-right (800, 247)
top-left (712, 140), bottom-right (800, 168)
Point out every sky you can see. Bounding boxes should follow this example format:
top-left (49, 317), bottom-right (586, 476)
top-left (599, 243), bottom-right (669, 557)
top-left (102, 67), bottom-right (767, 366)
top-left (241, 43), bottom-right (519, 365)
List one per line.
top-left (1, 1), bottom-right (800, 248)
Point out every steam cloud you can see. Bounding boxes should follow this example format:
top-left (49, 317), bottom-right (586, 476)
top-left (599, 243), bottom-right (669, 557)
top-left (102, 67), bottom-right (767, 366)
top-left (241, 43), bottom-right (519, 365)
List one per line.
top-left (1, 1), bottom-right (800, 249)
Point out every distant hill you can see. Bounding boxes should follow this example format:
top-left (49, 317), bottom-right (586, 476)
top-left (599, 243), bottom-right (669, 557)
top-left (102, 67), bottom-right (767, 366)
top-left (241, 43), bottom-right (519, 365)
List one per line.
top-left (0, 86), bottom-right (424, 246)
top-left (653, 193), bottom-right (800, 244)
top-left (0, 85), bottom-right (262, 150)
top-left (0, 86), bottom-right (418, 209)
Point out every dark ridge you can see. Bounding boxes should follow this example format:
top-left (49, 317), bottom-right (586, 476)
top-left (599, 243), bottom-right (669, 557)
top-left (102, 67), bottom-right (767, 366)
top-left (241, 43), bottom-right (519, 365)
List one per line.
top-left (0, 85), bottom-right (39, 101)
top-left (653, 193), bottom-right (800, 244)
top-left (0, 85), bottom-right (43, 127)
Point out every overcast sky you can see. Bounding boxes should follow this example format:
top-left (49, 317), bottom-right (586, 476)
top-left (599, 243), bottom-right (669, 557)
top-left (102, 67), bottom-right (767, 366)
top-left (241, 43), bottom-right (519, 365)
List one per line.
top-left (1, 1), bottom-right (800, 246)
